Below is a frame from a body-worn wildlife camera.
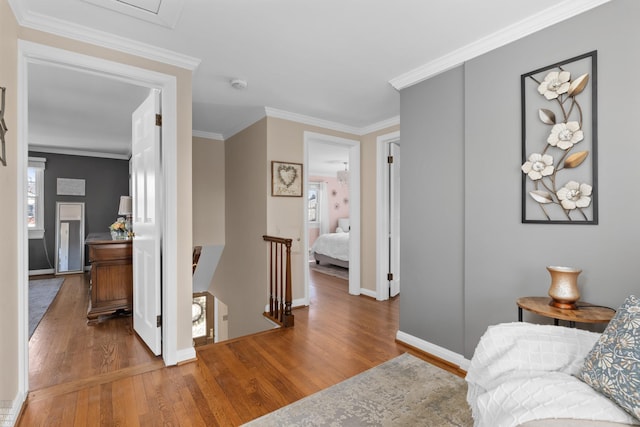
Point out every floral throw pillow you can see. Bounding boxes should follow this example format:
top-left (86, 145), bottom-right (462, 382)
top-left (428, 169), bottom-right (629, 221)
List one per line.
top-left (577, 295), bottom-right (640, 420)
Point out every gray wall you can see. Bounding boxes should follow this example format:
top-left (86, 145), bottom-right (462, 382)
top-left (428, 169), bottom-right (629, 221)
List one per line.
top-left (400, 66), bottom-right (465, 355)
top-left (28, 151), bottom-right (130, 271)
top-left (400, 0), bottom-right (640, 359)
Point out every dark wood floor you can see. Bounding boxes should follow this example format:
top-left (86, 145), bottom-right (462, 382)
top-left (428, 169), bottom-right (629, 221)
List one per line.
top-left (19, 269), bottom-right (454, 426)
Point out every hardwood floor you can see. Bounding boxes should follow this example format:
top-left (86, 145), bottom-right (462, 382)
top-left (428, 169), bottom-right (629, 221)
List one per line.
top-left (19, 269), bottom-right (456, 426)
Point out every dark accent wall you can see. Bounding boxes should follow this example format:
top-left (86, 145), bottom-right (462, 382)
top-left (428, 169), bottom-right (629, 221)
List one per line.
top-left (28, 151), bottom-right (130, 271)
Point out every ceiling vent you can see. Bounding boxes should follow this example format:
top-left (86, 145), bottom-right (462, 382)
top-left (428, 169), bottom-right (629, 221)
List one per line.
top-left (82, 0), bottom-right (185, 28)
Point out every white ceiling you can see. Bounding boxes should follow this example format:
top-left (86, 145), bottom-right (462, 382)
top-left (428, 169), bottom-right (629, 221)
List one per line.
top-left (11, 0), bottom-right (610, 158)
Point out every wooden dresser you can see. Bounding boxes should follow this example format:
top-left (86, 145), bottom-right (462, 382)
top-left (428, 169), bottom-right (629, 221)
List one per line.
top-left (85, 233), bottom-right (133, 324)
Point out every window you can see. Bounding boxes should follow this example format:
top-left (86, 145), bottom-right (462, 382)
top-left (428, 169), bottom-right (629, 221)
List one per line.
top-left (28, 157), bottom-right (46, 239)
top-left (308, 182), bottom-right (321, 223)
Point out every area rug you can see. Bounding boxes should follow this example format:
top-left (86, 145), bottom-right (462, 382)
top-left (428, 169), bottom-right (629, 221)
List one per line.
top-left (243, 353), bottom-right (472, 426)
top-left (309, 262), bottom-right (349, 280)
top-left (29, 277), bottom-right (64, 339)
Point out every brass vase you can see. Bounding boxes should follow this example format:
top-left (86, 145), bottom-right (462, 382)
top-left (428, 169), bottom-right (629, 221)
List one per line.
top-left (547, 266), bottom-right (581, 309)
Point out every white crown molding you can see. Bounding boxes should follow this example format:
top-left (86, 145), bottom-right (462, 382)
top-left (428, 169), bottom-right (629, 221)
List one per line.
top-left (265, 107), bottom-right (362, 136)
top-left (359, 116), bottom-right (400, 136)
top-left (192, 130), bottom-right (224, 141)
top-left (389, 0), bottom-right (612, 90)
top-left (29, 144), bottom-right (130, 160)
top-left (198, 110), bottom-right (400, 141)
top-left (9, 3), bottom-right (200, 71)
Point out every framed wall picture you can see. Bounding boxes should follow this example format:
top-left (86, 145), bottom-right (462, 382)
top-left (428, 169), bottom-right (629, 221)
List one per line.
top-left (521, 51), bottom-right (598, 224)
top-left (272, 161), bottom-right (303, 197)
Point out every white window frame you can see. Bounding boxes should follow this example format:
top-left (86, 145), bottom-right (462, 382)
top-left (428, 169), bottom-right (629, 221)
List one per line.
top-left (28, 156), bottom-right (46, 239)
top-left (308, 182), bottom-right (321, 225)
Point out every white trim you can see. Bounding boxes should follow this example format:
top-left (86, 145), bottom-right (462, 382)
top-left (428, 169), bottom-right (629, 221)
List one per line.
top-left (376, 131), bottom-right (400, 301)
top-left (396, 330), bottom-right (470, 371)
top-left (159, 77), bottom-right (181, 366)
top-left (27, 156), bottom-right (46, 239)
top-left (17, 41), bottom-right (187, 402)
top-left (8, 4), bottom-right (200, 71)
top-left (192, 130), bottom-right (224, 141)
top-left (224, 108), bottom-right (399, 141)
top-left (359, 116), bottom-right (400, 136)
top-left (359, 288), bottom-right (376, 299)
top-left (29, 144), bottom-right (130, 160)
top-left (303, 132), bottom-right (361, 298)
top-left (175, 347), bottom-right (197, 364)
top-left (292, 297), bottom-right (308, 308)
top-left (267, 107), bottom-right (360, 136)
top-left (17, 41), bottom-right (30, 412)
top-left (3, 391), bottom-right (26, 427)
top-left (29, 268), bottom-right (55, 276)
top-left (389, 0), bottom-right (612, 90)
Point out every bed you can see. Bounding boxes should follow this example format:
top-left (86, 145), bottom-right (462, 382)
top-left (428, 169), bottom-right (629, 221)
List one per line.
top-left (311, 231), bottom-right (349, 269)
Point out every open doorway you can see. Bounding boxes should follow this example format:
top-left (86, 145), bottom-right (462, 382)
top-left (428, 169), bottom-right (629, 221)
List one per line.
top-left (17, 40), bottom-right (185, 397)
top-left (303, 132), bottom-right (360, 304)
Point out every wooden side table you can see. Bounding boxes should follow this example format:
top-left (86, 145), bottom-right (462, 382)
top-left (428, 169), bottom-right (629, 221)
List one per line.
top-left (517, 296), bottom-right (615, 328)
top-left (86, 233), bottom-right (133, 324)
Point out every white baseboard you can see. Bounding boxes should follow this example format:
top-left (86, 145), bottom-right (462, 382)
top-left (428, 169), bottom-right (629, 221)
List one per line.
top-left (396, 330), bottom-right (471, 371)
top-left (359, 288), bottom-right (376, 299)
top-left (292, 297), bottom-right (307, 308)
top-left (2, 391), bottom-right (26, 427)
top-left (28, 268), bottom-right (54, 276)
top-left (174, 347), bottom-right (196, 365)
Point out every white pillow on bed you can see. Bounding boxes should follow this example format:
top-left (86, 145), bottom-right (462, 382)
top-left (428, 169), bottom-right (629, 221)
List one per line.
top-left (337, 218), bottom-right (350, 232)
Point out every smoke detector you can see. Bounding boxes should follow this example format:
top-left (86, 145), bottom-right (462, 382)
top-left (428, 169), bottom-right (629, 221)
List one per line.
top-left (230, 79), bottom-right (248, 90)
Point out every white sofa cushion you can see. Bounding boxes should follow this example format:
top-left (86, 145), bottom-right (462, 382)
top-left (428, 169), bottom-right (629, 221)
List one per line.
top-left (466, 322), bottom-right (639, 427)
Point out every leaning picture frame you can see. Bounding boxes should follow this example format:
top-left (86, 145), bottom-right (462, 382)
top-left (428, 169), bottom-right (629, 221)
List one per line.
top-left (271, 161), bottom-right (303, 197)
top-left (521, 51), bottom-right (598, 224)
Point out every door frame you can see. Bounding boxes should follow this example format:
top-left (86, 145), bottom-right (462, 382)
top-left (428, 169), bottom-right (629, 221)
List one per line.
top-left (16, 40), bottom-right (182, 395)
top-left (303, 132), bottom-right (361, 302)
top-left (376, 131), bottom-right (400, 300)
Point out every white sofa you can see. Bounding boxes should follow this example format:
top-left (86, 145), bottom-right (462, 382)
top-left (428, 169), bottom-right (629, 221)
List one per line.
top-left (466, 321), bottom-right (639, 427)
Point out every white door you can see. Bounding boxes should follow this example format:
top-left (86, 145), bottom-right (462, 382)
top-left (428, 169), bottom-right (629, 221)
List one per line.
top-left (389, 142), bottom-right (401, 297)
top-left (131, 90), bottom-right (162, 355)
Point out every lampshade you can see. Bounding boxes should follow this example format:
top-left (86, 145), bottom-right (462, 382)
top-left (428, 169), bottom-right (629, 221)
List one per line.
top-left (118, 195), bottom-right (132, 216)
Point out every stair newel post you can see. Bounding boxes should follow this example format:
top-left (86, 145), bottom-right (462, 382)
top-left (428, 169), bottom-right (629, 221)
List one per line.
top-left (268, 241), bottom-right (274, 317)
top-left (283, 239), bottom-right (294, 327)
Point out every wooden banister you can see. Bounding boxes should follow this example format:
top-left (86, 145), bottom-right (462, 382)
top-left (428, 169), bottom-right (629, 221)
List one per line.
top-left (192, 246), bottom-right (202, 274)
top-left (262, 235), bottom-right (294, 327)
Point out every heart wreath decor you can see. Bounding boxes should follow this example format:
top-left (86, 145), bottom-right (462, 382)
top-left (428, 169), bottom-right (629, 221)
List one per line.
top-left (278, 165), bottom-right (298, 188)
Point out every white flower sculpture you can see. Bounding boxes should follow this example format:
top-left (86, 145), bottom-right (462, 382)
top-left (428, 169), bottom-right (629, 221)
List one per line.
top-left (557, 181), bottom-right (592, 210)
top-left (547, 121), bottom-right (584, 150)
top-left (522, 67), bottom-right (592, 221)
top-left (537, 70), bottom-right (571, 100)
top-left (521, 153), bottom-right (554, 180)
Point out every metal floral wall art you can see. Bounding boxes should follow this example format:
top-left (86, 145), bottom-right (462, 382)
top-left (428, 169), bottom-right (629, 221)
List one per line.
top-left (521, 51), bottom-right (598, 224)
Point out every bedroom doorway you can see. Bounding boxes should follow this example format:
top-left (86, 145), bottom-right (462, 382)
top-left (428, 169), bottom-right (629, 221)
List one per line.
top-left (304, 132), bottom-right (361, 304)
top-left (18, 40), bottom-right (183, 397)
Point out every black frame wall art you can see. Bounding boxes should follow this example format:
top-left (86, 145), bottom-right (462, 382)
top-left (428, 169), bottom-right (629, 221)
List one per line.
top-left (521, 51), bottom-right (598, 224)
